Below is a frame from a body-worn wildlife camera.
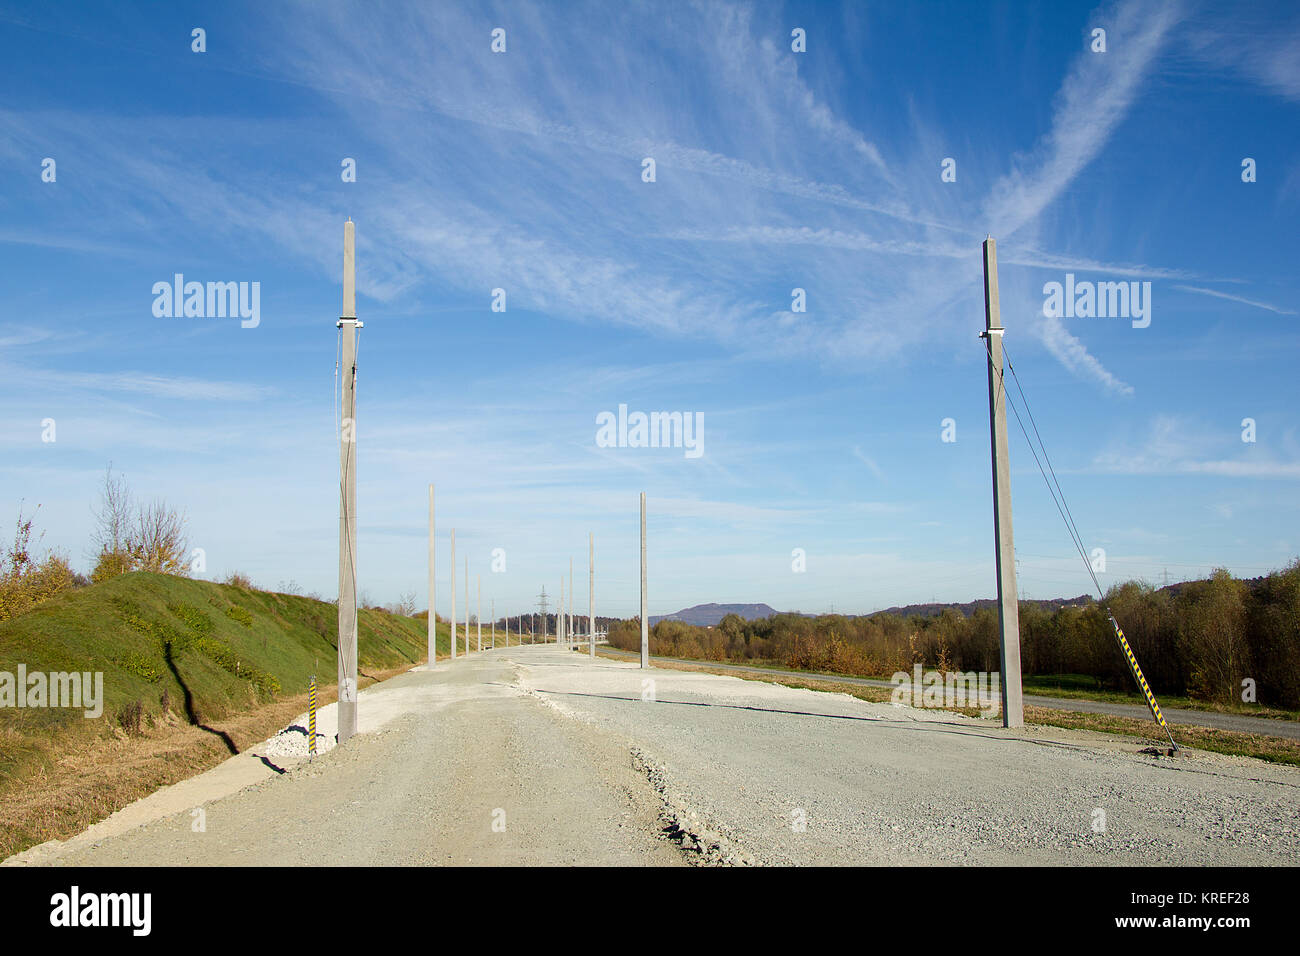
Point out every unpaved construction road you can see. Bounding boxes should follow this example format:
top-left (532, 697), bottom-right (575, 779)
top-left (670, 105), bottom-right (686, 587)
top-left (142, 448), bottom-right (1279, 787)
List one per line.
top-left (9, 645), bottom-right (1299, 866)
top-left (600, 647), bottom-right (1300, 740)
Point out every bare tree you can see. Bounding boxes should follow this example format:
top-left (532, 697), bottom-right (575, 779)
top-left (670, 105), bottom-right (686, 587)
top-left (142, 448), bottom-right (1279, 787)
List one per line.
top-left (128, 498), bottom-right (190, 576)
top-left (90, 464), bottom-right (132, 558)
top-left (388, 590), bottom-right (418, 617)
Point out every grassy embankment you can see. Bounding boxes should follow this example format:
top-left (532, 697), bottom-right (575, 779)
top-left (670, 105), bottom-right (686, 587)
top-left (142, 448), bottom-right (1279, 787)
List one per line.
top-left (0, 571), bottom-right (450, 858)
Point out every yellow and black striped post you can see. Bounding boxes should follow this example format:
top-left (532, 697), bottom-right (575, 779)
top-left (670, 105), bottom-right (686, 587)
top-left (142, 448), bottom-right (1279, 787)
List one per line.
top-left (1108, 615), bottom-right (1177, 751)
top-left (308, 675), bottom-right (318, 756)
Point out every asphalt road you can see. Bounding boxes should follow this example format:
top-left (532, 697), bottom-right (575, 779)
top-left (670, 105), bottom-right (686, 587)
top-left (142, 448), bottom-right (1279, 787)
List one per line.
top-left (598, 647), bottom-right (1300, 740)
top-left (11, 645), bottom-right (1299, 866)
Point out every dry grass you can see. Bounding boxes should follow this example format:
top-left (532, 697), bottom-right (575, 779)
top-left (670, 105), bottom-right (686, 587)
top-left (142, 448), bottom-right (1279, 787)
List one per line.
top-left (0, 663), bottom-right (412, 860)
top-left (1021, 706), bottom-right (1300, 766)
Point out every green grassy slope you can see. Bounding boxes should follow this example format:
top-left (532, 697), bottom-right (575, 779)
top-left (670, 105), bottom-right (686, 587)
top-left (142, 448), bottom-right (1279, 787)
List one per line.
top-left (0, 572), bottom-right (450, 741)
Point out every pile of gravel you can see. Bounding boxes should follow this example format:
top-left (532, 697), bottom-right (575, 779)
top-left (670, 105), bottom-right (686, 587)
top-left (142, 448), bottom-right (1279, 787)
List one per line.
top-left (262, 723), bottom-right (331, 759)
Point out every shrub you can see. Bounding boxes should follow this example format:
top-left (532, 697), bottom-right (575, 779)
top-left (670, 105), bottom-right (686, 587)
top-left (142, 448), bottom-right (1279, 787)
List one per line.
top-left (224, 604), bottom-right (253, 627)
top-left (0, 505), bottom-right (77, 622)
top-left (117, 700), bottom-right (145, 736)
top-left (90, 549), bottom-right (134, 584)
top-left (193, 636), bottom-right (280, 695)
top-left (168, 601), bottom-right (214, 636)
top-left (112, 651), bottom-right (163, 683)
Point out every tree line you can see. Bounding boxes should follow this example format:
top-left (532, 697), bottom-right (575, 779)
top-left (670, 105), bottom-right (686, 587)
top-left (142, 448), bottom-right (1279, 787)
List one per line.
top-left (607, 562), bottom-right (1300, 709)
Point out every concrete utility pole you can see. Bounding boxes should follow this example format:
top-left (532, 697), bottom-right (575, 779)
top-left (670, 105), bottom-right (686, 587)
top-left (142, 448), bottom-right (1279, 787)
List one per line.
top-left (491, 599), bottom-right (495, 649)
top-left (450, 528), bottom-right (457, 659)
top-left (464, 555), bottom-right (469, 654)
top-left (568, 556), bottom-right (574, 650)
top-left (477, 576), bottom-right (482, 652)
top-left (559, 576), bottom-right (565, 645)
top-left (434, 486), bottom-right (439, 665)
top-left (336, 218), bottom-right (362, 744)
top-left (982, 236), bottom-right (1024, 729)
top-left (640, 492), bottom-right (648, 669)
top-left (588, 532), bottom-right (595, 657)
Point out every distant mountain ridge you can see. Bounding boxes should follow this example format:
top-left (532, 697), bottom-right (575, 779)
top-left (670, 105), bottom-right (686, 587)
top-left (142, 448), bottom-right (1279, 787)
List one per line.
top-left (649, 603), bottom-right (777, 626)
top-left (870, 595), bottom-right (1094, 618)
top-left (648, 595), bottom-right (1097, 627)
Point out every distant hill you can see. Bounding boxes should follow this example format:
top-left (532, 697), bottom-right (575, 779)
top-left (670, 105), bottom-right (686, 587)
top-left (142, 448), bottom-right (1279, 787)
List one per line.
top-left (650, 603), bottom-right (777, 627)
top-left (649, 595), bottom-right (1098, 627)
top-left (870, 595), bottom-right (1095, 618)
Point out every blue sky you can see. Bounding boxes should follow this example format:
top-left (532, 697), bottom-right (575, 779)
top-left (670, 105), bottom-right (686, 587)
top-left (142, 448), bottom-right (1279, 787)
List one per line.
top-left (1, 0), bottom-right (1297, 618)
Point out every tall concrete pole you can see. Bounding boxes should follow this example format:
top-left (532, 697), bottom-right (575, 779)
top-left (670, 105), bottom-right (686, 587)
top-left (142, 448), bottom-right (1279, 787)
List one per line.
top-left (982, 236), bottom-right (1024, 729)
top-left (559, 576), bottom-right (565, 645)
top-left (450, 528), bottom-right (457, 659)
top-left (464, 555), bottom-right (469, 654)
top-left (640, 492), bottom-right (648, 668)
top-left (588, 532), bottom-right (595, 657)
top-left (434, 486), bottom-right (444, 665)
top-left (568, 556), bottom-right (574, 650)
top-left (491, 598), bottom-right (495, 649)
top-left (336, 218), bottom-right (361, 744)
top-left (477, 576), bottom-right (482, 652)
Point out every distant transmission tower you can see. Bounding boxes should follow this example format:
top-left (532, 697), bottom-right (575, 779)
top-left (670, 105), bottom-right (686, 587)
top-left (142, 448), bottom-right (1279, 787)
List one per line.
top-left (537, 586), bottom-right (550, 642)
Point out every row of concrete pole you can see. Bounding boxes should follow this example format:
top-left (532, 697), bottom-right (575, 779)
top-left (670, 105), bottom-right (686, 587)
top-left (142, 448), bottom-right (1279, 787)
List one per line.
top-left (425, 484), bottom-right (616, 665)
top-left (342, 223), bottom-right (1025, 750)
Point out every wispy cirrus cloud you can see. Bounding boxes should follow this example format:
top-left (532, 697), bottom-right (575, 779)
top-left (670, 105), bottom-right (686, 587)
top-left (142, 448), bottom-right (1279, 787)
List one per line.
top-left (1186, 16), bottom-right (1300, 102)
top-left (1092, 415), bottom-right (1300, 478)
top-left (981, 0), bottom-right (1182, 239)
top-left (0, 363), bottom-right (275, 402)
top-left (1173, 284), bottom-right (1298, 315)
top-left (852, 445), bottom-right (885, 481)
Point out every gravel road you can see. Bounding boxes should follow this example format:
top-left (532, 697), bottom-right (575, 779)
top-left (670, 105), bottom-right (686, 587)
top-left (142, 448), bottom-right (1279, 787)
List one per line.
top-left (599, 647), bottom-right (1300, 740)
top-left (11, 645), bottom-right (1299, 866)
top-left (12, 651), bottom-right (681, 867)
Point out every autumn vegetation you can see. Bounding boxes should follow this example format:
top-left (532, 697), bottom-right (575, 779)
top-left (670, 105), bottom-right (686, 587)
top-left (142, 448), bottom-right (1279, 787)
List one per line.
top-left (607, 563), bottom-right (1300, 710)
